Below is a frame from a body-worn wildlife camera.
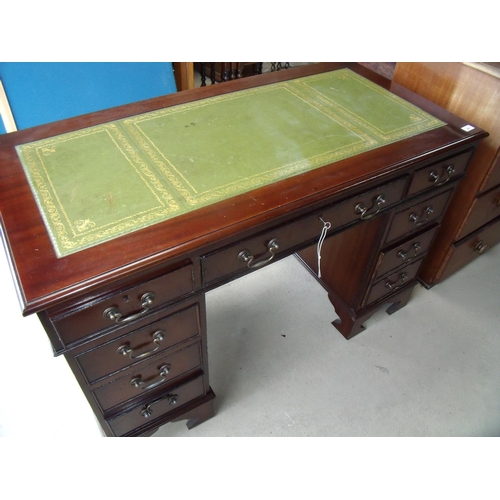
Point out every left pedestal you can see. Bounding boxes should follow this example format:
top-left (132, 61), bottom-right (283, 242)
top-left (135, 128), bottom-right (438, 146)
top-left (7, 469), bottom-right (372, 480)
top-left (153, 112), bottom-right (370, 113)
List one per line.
top-left (38, 260), bottom-right (214, 437)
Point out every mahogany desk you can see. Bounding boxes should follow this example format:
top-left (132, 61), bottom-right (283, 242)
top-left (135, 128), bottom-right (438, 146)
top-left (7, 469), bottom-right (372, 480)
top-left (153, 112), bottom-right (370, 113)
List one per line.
top-left (0, 63), bottom-right (487, 436)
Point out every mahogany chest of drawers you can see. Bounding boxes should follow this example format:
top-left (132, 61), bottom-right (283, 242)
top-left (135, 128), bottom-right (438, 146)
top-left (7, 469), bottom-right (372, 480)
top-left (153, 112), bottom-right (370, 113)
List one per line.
top-left (392, 62), bottom-right (500, 286)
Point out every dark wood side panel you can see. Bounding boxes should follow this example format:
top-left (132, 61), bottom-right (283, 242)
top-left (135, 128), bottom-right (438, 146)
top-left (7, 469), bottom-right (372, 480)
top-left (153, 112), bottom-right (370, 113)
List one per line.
top-left (296, 214), bottom-right (387, 307)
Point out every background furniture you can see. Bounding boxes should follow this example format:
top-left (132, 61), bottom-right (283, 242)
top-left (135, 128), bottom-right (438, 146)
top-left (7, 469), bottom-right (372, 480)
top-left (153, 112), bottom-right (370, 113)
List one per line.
top-left (173, 62), bottom-right (195, 91)
top-left (198, 62), bottom-right (264, 85)
top-left (173, 62), bottom-right (396, 92)
top-left (174, 62), bottom-right (298, 91)
top-left (392, 62), bottom-right (500, 286)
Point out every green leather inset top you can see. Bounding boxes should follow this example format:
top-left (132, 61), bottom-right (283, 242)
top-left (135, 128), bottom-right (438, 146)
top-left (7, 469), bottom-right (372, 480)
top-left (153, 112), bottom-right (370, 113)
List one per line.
top-left (16, 69), bottom-right (445, 257)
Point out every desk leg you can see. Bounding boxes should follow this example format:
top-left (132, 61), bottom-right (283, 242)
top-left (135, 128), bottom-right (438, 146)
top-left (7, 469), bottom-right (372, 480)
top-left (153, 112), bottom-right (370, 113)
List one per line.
top-left (385, 284), bottom-right (415, 315)
top-left (295, 216), bottom-right (380, 339)
top-left (330, 296), bottom-right (376, 339)
top-left (330, 284), bottom-right (416, 340)
top-left (170, 388), bottom-right (216, 429)
top-left (136, 388), bottom-right (216, 436)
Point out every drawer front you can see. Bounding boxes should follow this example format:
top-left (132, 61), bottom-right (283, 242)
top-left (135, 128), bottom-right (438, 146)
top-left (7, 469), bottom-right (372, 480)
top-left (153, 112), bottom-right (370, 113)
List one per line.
top-left (108, 375), bottom-right (206, 436)
top-left (52, 264), bottom-right (194, 347)
top-left (75, 303), bottom-right (201, 384)
top-left (440, 215), bottom-right (500, 282)
top-left (386, 190), bottom-right (452, 243)
top-left (202, 177), bottom-right (406, 285)
top-left (480, 151), bottom-right (500, 194)
top-left (93, 342), bottom-right (202, 411)
top-left (407, 150), bottom-right (472, 196)
top-left (456, 186), bottom-right (500, 240)
top-left (365, 259), bottom-right (422, 306)
top-left (374, 225), bottom-right (439, 280)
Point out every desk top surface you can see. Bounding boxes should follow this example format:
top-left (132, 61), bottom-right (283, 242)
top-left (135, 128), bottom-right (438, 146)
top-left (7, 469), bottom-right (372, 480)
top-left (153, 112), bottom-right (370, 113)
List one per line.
top-left (0, 63), bottom-right (487, 314)
top-left (15, 68), bottom-right (445, 258)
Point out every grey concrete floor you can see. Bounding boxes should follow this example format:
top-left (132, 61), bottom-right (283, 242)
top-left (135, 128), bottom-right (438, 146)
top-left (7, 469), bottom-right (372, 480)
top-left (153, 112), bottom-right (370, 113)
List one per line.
top-left (1, 241), bottom-right (498, 438)
top-left (155, 247), bottom-right (500, 437)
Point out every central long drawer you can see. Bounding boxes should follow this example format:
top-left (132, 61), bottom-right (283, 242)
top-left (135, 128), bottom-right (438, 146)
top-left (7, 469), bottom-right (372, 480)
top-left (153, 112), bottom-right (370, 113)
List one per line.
top-left (202, 177), bottom-right (407, 285)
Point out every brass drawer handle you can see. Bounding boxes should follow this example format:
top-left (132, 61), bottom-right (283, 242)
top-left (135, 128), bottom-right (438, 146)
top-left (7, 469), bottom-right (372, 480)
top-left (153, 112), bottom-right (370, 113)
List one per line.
top-left (117, 329), bottom-right (165, 359)
top-left (474, 240), bottom-right (488, 255)
top-left (238, 238), bottom-right (280, 269)
top-left (103, 292), bottom-right (155, 324)
top-left (385, 272), bottom-right (408, 291)
top-left (429, 164), bottom-right (455, 186)
top-left (397, 242), bottom-right (421, 263)
top-left (409, 206), bottom-right (433, 226)
top-left (355, 194), bottom-right (386, 220)
top-left (141, 393), bottom-right (178, 418)
top-left (130, 364), bottom-right (171, 391)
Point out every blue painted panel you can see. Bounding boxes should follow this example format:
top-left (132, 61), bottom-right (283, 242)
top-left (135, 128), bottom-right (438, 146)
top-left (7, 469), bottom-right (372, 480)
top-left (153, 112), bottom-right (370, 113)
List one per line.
top-left (0, 63), bottom-right (177, 130)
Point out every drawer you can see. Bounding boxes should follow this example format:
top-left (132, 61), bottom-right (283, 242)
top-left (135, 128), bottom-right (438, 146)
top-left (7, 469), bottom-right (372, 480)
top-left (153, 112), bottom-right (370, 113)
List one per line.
top-left (385, 189), bottom-right (452, 243)
top-left (407, 150), bottom-right (472, 196)
top-left (93, 342), bottom-right (202, 412)
top-left (51, 263), bottom-right (195, 347)
top-left (108, 375), bottom-right (206, 436)
top-left (480, 150), bottom-right (500, 194)
top-left (440, 215), bottom-right (500, 282)
top-left (75, 303), bottom-right (201, 384)
top-left (202, 177), bottom-right (407, 285)
top-left (374, 225), bottom-right (439, 280)
top-left (365, 259), bottom-right (422, 306)
top-left (456, 186), bottom-right (500, 240)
